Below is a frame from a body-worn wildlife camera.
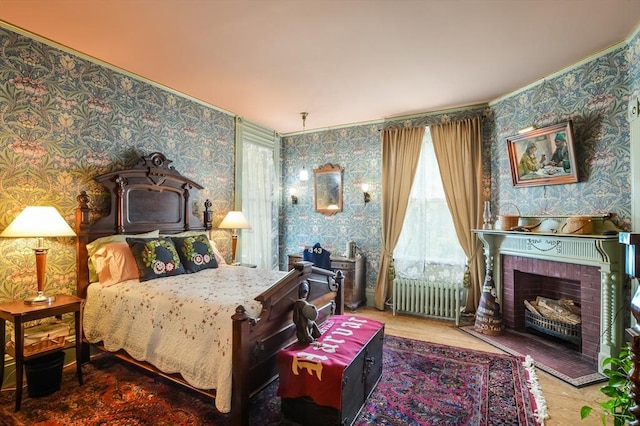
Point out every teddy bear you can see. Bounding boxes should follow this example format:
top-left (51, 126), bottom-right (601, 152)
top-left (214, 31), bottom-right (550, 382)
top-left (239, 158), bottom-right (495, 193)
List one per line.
top-left (293, 299), bottom-right (322, 345)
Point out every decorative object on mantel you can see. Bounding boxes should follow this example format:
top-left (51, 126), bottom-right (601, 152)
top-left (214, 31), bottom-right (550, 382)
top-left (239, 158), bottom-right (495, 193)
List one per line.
top-left (560, 215), bottom-right (593, 235)
top-left (498, 203), bottom-right (520, 231)
top-left (507, 121), bottom-right (578, 188)
top-left (482, 201), bottom-right (493, 229)
top-left (474, 259), bottom-right (504, 335)
top-left (492, 213), bottom-right (620, 236)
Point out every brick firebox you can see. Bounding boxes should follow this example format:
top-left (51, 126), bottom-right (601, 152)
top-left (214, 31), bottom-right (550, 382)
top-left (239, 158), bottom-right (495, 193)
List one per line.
top-left (502, 255), bottom-right (602, 362)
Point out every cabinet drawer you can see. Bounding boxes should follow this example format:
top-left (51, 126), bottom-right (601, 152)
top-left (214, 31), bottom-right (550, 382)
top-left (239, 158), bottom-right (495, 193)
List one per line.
top-left (331, 261), bottom-right (354, 271)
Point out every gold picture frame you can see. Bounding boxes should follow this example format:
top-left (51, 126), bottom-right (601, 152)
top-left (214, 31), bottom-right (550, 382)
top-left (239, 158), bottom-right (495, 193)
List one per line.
top-left (314, 163), bottom-right (343, 215)
top-left (507, 121), bottom-right (578, 188)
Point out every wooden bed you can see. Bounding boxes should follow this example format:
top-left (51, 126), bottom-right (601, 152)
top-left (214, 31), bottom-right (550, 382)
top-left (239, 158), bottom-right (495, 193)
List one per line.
top-left (74, 152), bottom-right (344, 425)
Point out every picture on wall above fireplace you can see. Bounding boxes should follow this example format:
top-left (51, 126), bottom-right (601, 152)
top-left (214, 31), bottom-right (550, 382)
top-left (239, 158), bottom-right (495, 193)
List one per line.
top-left (507, 121), bottom-right (578, 188)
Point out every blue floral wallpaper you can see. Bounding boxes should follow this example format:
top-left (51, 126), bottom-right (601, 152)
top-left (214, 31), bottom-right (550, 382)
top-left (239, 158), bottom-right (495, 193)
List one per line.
top-left (281, 28), bottom-right (639, 297)
top-left (280, 107), bottom-right (491, 292)
top-left (0, 26), bottom-right (236, 302)
top-left (0, 21), bottom-right (638, 306)
top-left (490, 38), bottom-right (635, 228)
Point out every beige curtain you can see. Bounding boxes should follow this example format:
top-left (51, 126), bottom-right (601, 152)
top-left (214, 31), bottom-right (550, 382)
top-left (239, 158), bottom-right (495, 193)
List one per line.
top-left (430, 117), bottom-right (484, 313)
top-left (373, 126), bottom-right (424, 310)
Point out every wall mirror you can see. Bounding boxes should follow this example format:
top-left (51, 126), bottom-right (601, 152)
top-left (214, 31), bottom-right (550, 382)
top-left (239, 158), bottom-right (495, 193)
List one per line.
top-left (314, 163), bottom-right (343, 215)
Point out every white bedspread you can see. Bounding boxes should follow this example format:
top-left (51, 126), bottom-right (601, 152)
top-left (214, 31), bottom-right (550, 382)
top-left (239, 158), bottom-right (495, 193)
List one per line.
top-left (83, 265), bottom-right (287, 413)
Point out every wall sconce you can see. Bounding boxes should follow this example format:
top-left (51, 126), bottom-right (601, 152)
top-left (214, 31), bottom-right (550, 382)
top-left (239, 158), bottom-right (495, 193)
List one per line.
top-left (290, 188), bottom-right (298, 205)
top-left (362, 183), bottom-right (371, 204)
top-left (299, 167), bottom-right (309, 181)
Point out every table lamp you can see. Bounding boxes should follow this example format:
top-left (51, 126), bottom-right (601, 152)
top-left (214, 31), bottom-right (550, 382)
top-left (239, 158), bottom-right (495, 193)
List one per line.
top-left (218, 211), bottom-right (251, 265)
top-left (1, 206), bottom-right (76, 304)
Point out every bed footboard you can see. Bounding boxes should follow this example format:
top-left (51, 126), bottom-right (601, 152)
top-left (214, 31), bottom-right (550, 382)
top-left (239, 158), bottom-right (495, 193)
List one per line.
top-left (231, 261), bottom-right (343, 426)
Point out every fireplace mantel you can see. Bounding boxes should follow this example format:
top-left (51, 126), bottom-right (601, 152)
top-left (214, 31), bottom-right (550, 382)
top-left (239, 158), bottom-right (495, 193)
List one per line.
top-left (474, 229), bottom-right (625, 372)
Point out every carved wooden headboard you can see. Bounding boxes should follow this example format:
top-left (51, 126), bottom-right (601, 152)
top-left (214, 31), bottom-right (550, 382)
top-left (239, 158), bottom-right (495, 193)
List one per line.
top-left (76, 152), bottom-right (212, 297)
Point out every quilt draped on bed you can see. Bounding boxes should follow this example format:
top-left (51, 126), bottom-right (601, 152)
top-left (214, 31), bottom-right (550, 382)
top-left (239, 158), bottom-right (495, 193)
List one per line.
top-left (83, 265), bottom-right (288, 413)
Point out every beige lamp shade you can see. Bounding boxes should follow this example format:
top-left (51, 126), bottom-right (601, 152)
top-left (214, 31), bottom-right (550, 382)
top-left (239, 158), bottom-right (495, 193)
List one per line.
top-left (1, 206), bottom-right (76, 303)
top-left (218, 211), bottom-right (251, 230)
top-left (218, 211), bottom-right (250, 265)
top-left (1, 206), bottom-right (76, 238)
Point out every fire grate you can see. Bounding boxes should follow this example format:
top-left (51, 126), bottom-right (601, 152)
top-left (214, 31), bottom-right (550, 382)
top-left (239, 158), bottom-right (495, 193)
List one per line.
top-left (525, 310), bottom-right (581, 346)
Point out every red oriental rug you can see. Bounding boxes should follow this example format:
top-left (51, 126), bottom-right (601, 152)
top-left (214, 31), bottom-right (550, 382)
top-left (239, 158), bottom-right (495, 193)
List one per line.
top-left (0, 336), bottom-right (547, 425)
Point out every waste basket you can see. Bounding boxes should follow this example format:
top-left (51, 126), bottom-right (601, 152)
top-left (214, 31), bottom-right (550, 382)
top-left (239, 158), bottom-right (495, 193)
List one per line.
top-left (24, 351), bottom-right (65, 397)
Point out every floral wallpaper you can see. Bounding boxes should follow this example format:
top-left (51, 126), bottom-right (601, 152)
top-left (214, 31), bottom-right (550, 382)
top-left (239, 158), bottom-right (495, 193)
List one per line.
top-left (281, 27), bottom-right (639, 296)
top-left (280, 106), bottom-right (491, 293)
top-left (0, 26), bottom-right (236, 302)
top-left (490, 37), bottom-right (634, 229)
top-left (0, 22), bottom-right (638, 307)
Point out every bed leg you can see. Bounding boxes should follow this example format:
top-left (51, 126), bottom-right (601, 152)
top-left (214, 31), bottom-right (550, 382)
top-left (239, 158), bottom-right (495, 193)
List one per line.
top-left (232, 306), bottom-right (251, 426)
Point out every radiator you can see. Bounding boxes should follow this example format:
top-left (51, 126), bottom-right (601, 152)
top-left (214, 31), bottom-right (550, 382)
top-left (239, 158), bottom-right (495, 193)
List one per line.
top-left (392, 278), bottom-right (463, 325)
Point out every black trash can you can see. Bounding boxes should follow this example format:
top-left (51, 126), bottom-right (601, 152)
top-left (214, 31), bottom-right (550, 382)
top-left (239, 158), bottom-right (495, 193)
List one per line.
top-left (24, 351), bottom-right (65, 397)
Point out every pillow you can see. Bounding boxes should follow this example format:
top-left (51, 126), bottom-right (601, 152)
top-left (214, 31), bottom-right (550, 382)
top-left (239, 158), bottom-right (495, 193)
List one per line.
top-left (209, 239), bottom-right (227, 265)
top-left (159, 231), bottom-right (227, 265)
top-left (126, 237), bottom-right (186, 281)
top-left (93, 242), bottom-right (139, 286)
top-left (87, 230), bottom-right (160, 282)
top-left (172, 234), bottom-right (218, 273)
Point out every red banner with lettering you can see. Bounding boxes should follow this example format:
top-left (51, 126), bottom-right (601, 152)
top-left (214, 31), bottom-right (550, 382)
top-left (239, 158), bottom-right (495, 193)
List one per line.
top-left (277, 315), bottom-right (384, 410)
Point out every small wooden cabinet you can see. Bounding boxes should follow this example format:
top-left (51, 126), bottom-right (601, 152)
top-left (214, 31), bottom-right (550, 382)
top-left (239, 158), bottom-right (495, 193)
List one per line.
top-left (0, 294), bottom-right (84, 411)
top-left (288, 253), bottom-right (366, 310)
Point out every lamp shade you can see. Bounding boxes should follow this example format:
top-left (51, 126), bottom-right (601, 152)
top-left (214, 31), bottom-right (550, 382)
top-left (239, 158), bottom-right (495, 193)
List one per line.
top-left (1, 206), bottom-right (76, 238)
top-left (218, 211), bottom-right (251, 230)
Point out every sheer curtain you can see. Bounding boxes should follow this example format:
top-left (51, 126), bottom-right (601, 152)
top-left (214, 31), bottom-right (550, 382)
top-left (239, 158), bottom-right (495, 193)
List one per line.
top-left (373, 126), bottom-right (424, 310)
top-left (240, 141), bottom-right (275, 269)
top-left (393, 128), bottom-right (467, 283)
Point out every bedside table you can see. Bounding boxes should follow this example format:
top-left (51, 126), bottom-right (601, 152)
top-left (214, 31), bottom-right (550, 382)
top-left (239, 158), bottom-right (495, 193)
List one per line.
top-left (0, 294), bottom-right (84, 411)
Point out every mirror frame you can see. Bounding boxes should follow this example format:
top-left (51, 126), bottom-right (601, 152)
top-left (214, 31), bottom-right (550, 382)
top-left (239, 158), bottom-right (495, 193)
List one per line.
top-left (314, 163), bottom-right (343, 215)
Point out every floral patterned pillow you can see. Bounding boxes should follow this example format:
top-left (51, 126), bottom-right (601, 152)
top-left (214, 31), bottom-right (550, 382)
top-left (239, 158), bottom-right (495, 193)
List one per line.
top-left (172, 234), bottom-right (218, 273)
top-left (126, 237), bottom-right (186, 281)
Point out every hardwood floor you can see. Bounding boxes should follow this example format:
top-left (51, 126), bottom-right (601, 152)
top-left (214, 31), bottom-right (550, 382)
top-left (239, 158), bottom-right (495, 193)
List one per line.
top-left (355, 307), bottom-right (604, 426)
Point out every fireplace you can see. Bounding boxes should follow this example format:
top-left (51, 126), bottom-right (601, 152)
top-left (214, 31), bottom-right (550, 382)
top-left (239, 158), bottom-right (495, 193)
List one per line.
top-left (475, 222), bottom-right (626, 374)
top-left (502, 256), bottom-right (600, 361)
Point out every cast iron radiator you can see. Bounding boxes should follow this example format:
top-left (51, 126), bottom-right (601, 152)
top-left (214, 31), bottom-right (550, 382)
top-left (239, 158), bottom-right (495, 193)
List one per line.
top-left (392, 278), bottom-right (463, 326)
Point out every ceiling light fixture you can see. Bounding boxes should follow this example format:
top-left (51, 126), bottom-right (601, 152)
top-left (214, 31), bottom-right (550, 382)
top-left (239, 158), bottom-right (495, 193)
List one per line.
top-left (299, 112), bottom-right (309, 181)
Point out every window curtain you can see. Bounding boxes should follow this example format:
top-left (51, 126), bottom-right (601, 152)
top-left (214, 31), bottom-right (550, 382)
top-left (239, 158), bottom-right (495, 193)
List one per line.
top-left (393, 129), bottom-right (467, 281)
top-left (241, 141), bottom-right (275, 269)
top-left (373, 126), bottom-right (424, 310)
top-left (430, 117), bottom-right (484, 313)
top-left (236, 117), bottom-right (280, 270)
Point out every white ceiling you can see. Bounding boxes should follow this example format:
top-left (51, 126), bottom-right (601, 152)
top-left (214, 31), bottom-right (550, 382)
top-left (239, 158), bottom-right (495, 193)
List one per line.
top-left (1, 0), bottom-right (639, 134)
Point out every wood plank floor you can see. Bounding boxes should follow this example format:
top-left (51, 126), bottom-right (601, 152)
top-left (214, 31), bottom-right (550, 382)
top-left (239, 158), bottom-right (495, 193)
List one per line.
top-left (355, 307), bottom-right (604, 426)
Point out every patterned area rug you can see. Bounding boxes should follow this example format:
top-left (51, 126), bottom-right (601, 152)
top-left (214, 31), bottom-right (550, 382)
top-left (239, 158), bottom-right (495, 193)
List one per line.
top-left (461, 325), bottom-right (606, 388)
top-left (0, 336), bottom-right (546, 426)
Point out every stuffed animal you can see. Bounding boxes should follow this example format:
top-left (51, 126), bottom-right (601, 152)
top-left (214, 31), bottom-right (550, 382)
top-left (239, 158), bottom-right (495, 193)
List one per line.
top-left (293, 299), bottom-right (321, 345)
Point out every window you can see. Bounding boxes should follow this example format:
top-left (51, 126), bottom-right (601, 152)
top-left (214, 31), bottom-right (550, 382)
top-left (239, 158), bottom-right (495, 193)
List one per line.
top-left (235, 118), bottom-right (280, 269)
top-left (393, 127), bottom-right (466, 280)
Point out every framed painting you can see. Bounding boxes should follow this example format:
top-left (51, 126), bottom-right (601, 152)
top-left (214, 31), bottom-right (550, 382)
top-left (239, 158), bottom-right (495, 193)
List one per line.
top-left (314, 163), bottom-right (343, 215)
top-left (507, 121), bottom-right (578, 187)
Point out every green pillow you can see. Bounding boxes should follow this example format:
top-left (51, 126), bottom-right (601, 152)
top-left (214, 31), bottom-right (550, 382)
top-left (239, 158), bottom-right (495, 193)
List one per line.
top-left (172, 234), bottom-right (218, 273)
top-left (126, 237), bottom-right (186, 281)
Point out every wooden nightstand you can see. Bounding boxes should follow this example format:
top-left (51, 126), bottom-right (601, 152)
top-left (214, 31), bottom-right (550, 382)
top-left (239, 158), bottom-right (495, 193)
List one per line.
top-left (0, 294), bottom-right (84, 411)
